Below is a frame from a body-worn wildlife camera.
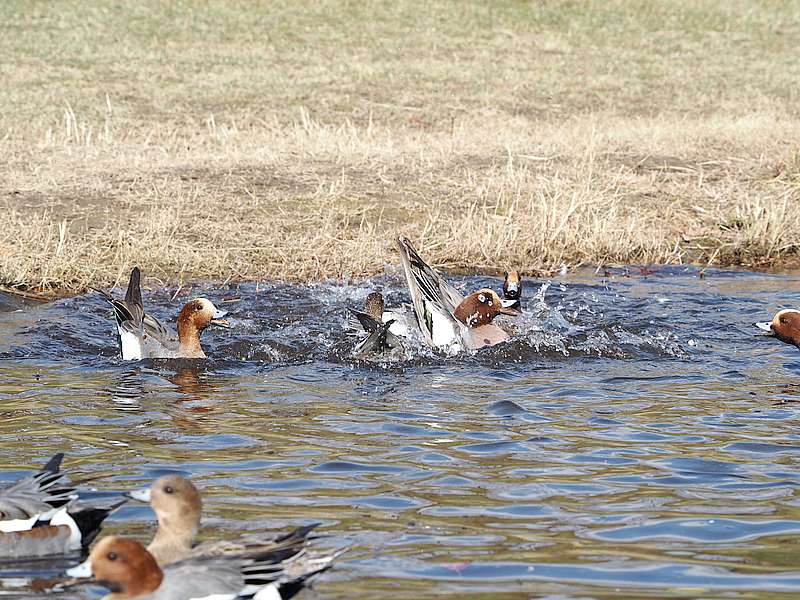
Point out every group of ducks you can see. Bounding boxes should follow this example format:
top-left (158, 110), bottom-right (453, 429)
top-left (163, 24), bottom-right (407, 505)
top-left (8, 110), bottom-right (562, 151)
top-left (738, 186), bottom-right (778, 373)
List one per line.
top-left (98, 237), bottom-right (525, 360)
top-left (1, 453), bottom-right (337, 599)
top-left (96, 234), bottom-right (799, 360)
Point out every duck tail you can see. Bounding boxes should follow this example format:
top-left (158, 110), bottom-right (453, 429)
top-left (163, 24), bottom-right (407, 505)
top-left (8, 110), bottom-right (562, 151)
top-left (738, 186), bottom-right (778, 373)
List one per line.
top-left (40, 453), bottom-right (64, 474)
top-left (124, 267), bottom-right (143, 312)
top-left (274, 545), bottom-right (349, 600)
top-left (69, 498), bottom-right (126, 548)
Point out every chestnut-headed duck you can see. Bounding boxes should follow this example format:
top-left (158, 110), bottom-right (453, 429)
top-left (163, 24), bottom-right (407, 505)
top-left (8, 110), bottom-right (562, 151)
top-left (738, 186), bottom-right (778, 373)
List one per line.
top-left (755, 309), bottom-right (800, 348)
top-left (503, 270), bottom-right (522, 310)
top-left (395, 237), bottom-right (519, 352)
top-left (350, 292), bottom-right (405, 357)
top-left (97, 267), bottom-right (230, 360)
top-left (0, 454), bottom-right (123, 558)
top-left (66, 535), bottom-right (337, 600)
top-left (127, 475), bottom-right (317, 567)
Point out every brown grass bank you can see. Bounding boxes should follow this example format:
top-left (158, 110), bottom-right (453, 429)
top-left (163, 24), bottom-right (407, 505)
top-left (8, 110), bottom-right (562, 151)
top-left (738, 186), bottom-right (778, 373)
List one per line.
top-left (2, 1), bottom-right (799, 295)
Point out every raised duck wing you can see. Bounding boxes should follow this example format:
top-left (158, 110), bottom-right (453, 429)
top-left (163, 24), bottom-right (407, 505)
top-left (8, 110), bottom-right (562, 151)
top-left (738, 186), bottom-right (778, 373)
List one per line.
top-left (395, 237), bottom-right (464, 350)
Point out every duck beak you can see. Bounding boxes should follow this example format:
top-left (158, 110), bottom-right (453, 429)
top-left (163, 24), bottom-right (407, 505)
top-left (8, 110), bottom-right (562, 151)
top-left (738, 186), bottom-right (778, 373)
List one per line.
top-left (66, 558), bottom-right (92, 578)
top-left (211, 309), bottom-right (230, 328)
top-left (754, 321), bottom-right (774, 335)
top-left (499, 298), bottom-right (520, 316)
top-left (126, 488), bottom-right (152, 503)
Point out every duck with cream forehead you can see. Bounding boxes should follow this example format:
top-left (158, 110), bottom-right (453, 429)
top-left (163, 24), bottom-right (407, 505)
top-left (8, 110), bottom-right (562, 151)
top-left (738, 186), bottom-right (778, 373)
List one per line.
top-left (97, 267), bottom-right (230, 360)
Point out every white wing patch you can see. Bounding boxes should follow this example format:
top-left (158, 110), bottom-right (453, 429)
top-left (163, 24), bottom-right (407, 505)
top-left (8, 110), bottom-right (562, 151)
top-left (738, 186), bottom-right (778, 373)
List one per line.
top-left (430, 310), bottom-right (458, 348)
top-left (49, 507), bottom-right (82, 548)
top-left (0, 515), bottom-right (38, 533)
top-left (252, 584), bottom-right (283, 600)
top-left (117, 326), bottom-right (143, 361)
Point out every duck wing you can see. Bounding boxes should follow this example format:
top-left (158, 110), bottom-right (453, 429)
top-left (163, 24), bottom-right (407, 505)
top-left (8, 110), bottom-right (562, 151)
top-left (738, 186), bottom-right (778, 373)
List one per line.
top-left (0, 454), bottom-right (75, 521)
top-left (349, 308), bottom-right (381, 333)
top-left (395, 237), bottom-right (464, 349)
top-left (353, 319), bottom-right (403, 357)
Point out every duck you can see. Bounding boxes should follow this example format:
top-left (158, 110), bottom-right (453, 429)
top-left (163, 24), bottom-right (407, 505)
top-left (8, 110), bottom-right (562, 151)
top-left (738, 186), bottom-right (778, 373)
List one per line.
top-left (502, 270), bottom-right (522, 310)
top-left (395, 236), bottom-right (519, 352)
top-left (350, 292), bottom-right (405, 358)
top-left (127, 475), bottom-right (317, 566)
top-left (0, 454), bottom-right (124, 559)
top-left (97, 267), bottom-right (230, 360)
top-left (755, 309), bottom-right (800, 348)
top-left (66, 535), bottom-right (338, 600)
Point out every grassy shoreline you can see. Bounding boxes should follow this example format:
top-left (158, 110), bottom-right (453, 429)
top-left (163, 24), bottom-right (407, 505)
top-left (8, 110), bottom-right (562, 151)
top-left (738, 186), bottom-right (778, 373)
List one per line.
top-left (2, 1), bottom-right (799, 296)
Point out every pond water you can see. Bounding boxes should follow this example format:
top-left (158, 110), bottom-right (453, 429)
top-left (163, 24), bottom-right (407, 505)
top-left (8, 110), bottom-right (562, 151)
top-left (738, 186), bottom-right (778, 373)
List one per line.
top-left (1, 266), bottom-right (800, 599)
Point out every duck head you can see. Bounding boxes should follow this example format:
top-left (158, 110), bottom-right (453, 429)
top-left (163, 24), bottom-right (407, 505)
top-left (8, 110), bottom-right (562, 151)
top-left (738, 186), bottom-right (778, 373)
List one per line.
top-left (364, 292), bottom-right (385, 320)
top-left (503, 270), bottom-right (522, 301)
top-left (175, 298), bottom-right (229, 351)
top-left (453, 288), bottom-right (519, 327)
top-left (128, 475), bottom-right (201, 540)
top-left (67, 536), bottom-right (163, 596)
top-left (755, 309), bottom-right (800, 348)
top-left (177, 298), bottom-right (229, 331)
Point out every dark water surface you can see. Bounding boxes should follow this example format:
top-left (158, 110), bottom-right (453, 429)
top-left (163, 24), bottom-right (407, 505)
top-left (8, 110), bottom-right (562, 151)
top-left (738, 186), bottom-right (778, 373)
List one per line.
top-left (1, 266), bottom-right (800, 599)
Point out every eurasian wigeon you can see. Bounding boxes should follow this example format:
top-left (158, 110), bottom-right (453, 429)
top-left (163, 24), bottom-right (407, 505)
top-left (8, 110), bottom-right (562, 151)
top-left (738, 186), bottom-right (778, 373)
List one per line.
top-left (97, 267), bottom-right (230, 360)
top-left (66, 535), bottom-right (337, 600)
top-left (127, 475), bottom-right (317, 566)
top-left (503, 270), bottom-right (522, 310)
top-left (350, 292), bottom-right (404, 357)
top-left (0, 454), bottom-right (123, 558)
top-left (755, 309), bottom-right (800, 348)
top-left (395, 237), bottom-right (519, 352)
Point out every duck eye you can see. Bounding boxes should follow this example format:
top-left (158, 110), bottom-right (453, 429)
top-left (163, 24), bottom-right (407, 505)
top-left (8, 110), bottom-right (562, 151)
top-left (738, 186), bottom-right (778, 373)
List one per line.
top-left (107, 552), bottom-right (117, 561)
top-left (164, 486), bottom-right (174, 494)
top-left (194, 302), bottom-right (203, 311)
top-left (478, 293), bottom-right (487, 304)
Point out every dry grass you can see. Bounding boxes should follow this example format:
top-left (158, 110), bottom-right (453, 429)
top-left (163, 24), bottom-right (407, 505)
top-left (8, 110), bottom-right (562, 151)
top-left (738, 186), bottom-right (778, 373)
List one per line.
top-left (1, 1), bottom-right (800, 295)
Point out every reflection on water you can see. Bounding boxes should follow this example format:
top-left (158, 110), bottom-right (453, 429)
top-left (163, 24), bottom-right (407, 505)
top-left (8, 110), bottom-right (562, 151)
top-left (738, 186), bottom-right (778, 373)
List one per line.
top-left (1, 266), bottom-right (800, 598)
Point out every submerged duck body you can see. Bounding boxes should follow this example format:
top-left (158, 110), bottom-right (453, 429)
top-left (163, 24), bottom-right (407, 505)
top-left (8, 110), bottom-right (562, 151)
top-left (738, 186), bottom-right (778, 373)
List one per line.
top-left (97, 267), bottom-right (229, 360)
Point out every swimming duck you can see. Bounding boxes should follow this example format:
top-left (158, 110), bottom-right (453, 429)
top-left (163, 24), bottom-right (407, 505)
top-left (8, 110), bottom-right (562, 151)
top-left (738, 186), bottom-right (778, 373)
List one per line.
top-left (0, 454), bottom-right (123, 559)
top-left (755, 309), bottom-right (800, 348)
top-left (502, 270), bottom-right (522, 310)
top-left (395, 237), bottom-right (519, 352)
top-left (350, 292), bottom-right (404, 357)
top-left (127, 475), bottom-right (317, 566)
top-left (66, 535), bottom-right (337, 600)
top-left (97, 267), bottom-right (230, 360)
